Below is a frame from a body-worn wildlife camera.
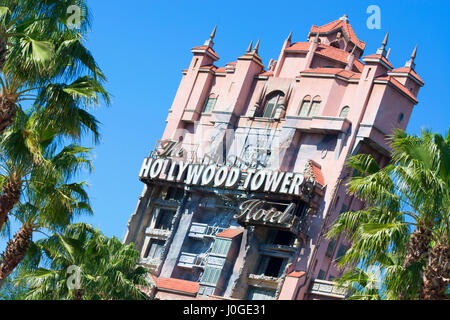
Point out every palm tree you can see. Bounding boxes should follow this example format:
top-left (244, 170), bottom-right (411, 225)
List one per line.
top-left (328, 129), bottom-right (449, 300)
top-left (0, 125), bottom-right (93, 284)
top-left (0, 0), bottom-right (108, 134)
top-left (18, 223), bottom-right (150, 300)
top-left (0, 107), bottom-right (96, 232)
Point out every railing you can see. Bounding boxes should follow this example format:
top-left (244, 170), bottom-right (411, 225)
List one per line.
top-left (309, 279), bottom-right (347, 299)
top-left (140, 257), bottom-right (161, 268)
top-left (144, 227), bottom-right (171, 238)
top-left (188, 222), bottom-right (226, 239)
top-left (177, 252), bottom-right (207, 269)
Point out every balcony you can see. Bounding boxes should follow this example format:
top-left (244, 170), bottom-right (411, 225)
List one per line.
top-left (356, 123), bottom-right (391, 156)
top-left (144, 227), bottom-right (171, 238)
top-left (177, 252), bottom-right (207, 269)
top-left (188, 222), bottom-right (226, 239)
top-left (260, 244), bottom-right (297, 259)
top-left (247, 274), bottom-right (280, 290)
top-left (140, 257), bottom-right (162, 268)
top-left (310, 279), bottom-right (347, 299)
top-left (284, 115), bottom-right (351, 134)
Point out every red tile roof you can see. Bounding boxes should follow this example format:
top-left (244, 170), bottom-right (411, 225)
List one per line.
top-left (259, 71), bottom-right (274, 76)
top-left (310, 19), bottom-right (366, 50)
top-left (215, 67), bottom-right (226, 73)
top-left (216, 228), bottom-right (243, 239)
top-left (287, 271), bottom-right (306, 278)
top-left (376, 75), bottom-right (418, 102)
top-left (308, 160), bottom-right (325, 186)
top-left (191, 45), bottom-right (220, 60)
top-left (363, 54), bottom-right (393, 69)
top-left (301, 67), bottom-right (360, 80)
top-left (157, 278), bottom-right (199, 295)
top-left (390, 67), bottom-right (424, 85)
top-left (286, 42), bottom-right (364, 72)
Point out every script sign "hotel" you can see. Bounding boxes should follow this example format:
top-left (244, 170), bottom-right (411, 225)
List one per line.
top-left (235, 200), bottom-right (296, 226)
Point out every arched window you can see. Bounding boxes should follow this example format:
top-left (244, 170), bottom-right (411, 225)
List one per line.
top-left (298, 95), bottom-right (312, 117)
top-left (202, 94), bottom-right (217, 113)
top-left (339, 106), bottom-right (350, 118)
top-left (309, 96), bottom-right (322, 116)
top-left (262, 91), bottom-right (285, 118)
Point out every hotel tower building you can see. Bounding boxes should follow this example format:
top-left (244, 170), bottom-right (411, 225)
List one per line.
top-left (124, 15), bottom-right (423, 300)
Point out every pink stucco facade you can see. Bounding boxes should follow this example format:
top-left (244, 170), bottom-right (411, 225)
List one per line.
top-left (124, 16), bottom-right (422, 300)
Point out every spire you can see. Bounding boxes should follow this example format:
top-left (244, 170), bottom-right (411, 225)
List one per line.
top-left (204, 25), bottom-right (217, 48)
top-left (287, 31), bottom-right (293, 43)
top-left (252, 39), bottom-right (260, 54)
top-left (314, 28), bottom-right (320, 43)
top-left (376, 32), bottom-right (389, 56)
top-left (405, 44), bottom-right (418, 69)
top-left (246, 40), bottom-right (253, 53)
top-left (339, 14), bottom-right (349, 22)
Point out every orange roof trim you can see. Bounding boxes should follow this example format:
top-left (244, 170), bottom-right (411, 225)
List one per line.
top-left (157, 278), bottom-right (199, 296)
top-left (216, 228), bottom-right (243, 239)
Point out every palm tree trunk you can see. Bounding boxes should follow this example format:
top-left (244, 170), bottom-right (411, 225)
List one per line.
top-left (403, 226), bottom-right (432, 268)
top-left (0, 224), bottom-right (33, 286)
top-left (420, 243), bottom-right (450, 300)
top-left (73, 289), bottom-right (83, 300)
top-left (397, 226), bottom-right (432, 300)
top-left (0, 96), bottom-right (18, 135)
top-left (0, 176), bottom-right (21, 231)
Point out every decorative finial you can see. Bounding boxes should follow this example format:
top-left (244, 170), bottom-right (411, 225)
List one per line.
top-left (376, 32), bottom-right (389, 56)
top-left (204, 25), bottom-right (217, 48)
top-left (405, 44), bottom-right (418, 69)
top-left (253, 39), bottom-right (260, 54)
top-left (210, 25), bottom-right (217, 40)
top-left (246, 40), bottom-right (253, 53)
top-left (287, 31), bottom-right (293, 42)
top-left (339, 14), bottom-right (349, 22)
top-left (314, 29), bottom-right (320, 43)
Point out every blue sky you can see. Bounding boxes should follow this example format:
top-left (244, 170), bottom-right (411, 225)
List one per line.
top-left (12, 0), bottom-right (448, 242)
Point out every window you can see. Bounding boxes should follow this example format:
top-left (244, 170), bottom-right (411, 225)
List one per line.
top-left (298, 95), bottom-right (311, 116)
top-left (202, 94), bottom-right (217, 113)
top-left (309, 96), bottom-right (322, 116)
top-left (298, 95), bottom-right (321, 117)
top-left (211, 238), bottom-right (231, 256)
top-left (339, 106), bottom-right (350, 118)
top-left (262, 91), bottom-right (285, 118)
top-left (325, 238), bottom-right (337, 258)
top-left (164, 187), bottom-right (184, 201)
top-left (258, 256), bottom-right (285, 278)
top-left (398, 113), bottom-right (404, 123)
top-left (154, 208), bottom-right (176, 230)
top-left (317, 269), bottom-right (326, 280)
top-left (335, 244), bottom-right (348, 261)
top-left (144, 239), bottom-right (165, 259)
top-left (247, 287), bottom-right (276, 300)
top-left (201, 267), bottom-right (221, 285)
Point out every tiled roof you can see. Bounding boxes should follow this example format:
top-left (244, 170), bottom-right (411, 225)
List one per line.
top-left (307, 160), bottom-right (325, 186)
top-left (157, 278), bottom-right (199, 296)
top-left (287, 271), bottom-right (306, 278)
top-left (363, 54), bottom-right (393, 69)
top-left (390, 67), bottom-right (424, 85)
top-left (375, 75), bottom-right (418, 103)
top-left (259, 70), bottom-right (274, 76)
top-left (310, 19), bottom-right (366, 50)
top-left (286, 42), bottom-right (364, 72)
top-left (191, 45), bottom-right (220, 60)
top-left (301, 67), bottom-right (360, 80)
top-left (216, 228), bottom-right (243, 239)
top-left (215, 67), bottom-right (226, 73)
